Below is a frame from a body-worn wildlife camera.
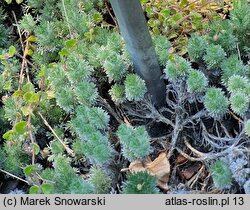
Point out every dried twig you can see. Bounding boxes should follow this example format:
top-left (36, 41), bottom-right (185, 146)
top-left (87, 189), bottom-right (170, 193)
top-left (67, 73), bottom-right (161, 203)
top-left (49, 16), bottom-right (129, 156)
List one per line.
top-left (61, 0), bottom-right (72, 38)
top-left (38, 112), bottom-right (74, 157)
top-left (184, 137), bottom-right (205, 158)
top-left (27, 107), bottom-right (35, 165)
top-left (12, 11), bottom-right (24, 52)
top-left (124, 99), bottom-right (174, 127)
top-left (167, 115), bottom-right (182, 158)
top-left (176, 128), bottom-right (246, 162)
top-left (12, 11), bottom-right (30, 89)
top-left (104, 0), bottom-right (118, 28)
top-left (16, 53), bottom-right (38, 70)
top-left (182, 109), bottom-right (207, 126)
top-left (176, 147), bottom-right (206, 161)
top-left (0, 169), bottom-right (29, 185)
top-left (187, 165), bottom-right (205, 189)
top-left (98, 97), bottom-right (124, 124)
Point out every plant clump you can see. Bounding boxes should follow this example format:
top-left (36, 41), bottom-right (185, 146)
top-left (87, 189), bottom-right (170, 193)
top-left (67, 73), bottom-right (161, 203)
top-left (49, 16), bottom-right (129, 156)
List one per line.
top-left (141, 0), bottom-right (232, 54)
top-left (117, 124), bottom-right (152, 161)
top-left (203, 44), bottom-right (226, 69)
top-left (229, 93), bottom-right (249, 116)
top-left (124, 74), bottom-right (147, 101)
top-left (187, 34), bottom-right (207, 62)
top-left (122, 172), bottom-right (159, 194)
top-left (109, 84), bottom-right (126, 104)
top-left (187, 70), bottom-right (208, 93)
top-left (227, 75), bottom-right (249, 94)
top-left (204, 88), bottom-right (229, 118)
top-left (164, 55), bottom-right (192, 82)
top-left (210, 160), bottom-right (232, 190)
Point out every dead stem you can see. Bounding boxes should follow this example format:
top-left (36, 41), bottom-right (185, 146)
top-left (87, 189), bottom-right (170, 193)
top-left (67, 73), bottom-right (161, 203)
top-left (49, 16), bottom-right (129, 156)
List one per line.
top-left (187, 165), bottom-right (205, 189)
top-left (38, 112), bottom-right (74, 157)
top-left (12, 11), bottom-right (24, 52)
top-left (104, 0), bottom-right (118, 28)
top-left (167, 115), bottom-right (181, 158)
top-left (124, 99), bottom-right (175, 127)
top-left (12, 11), bottom-right (30, 90)
top-left (16, 53), bottom-right (38, 70)
top-left (27, 107), bottom-right (35, 165)
top-left (176, 128), bottom-right (245, 162)
top-left (0, 169), bottom-right (29, 185)
top-left (184, 137), bottom-right (205, 158)
top-left (98, 97), bottom-right (124, 124)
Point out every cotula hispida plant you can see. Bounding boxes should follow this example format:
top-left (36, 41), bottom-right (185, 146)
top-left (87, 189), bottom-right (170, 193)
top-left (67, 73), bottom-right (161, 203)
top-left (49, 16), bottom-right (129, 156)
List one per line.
top-left (123, 0), bottom-right (250, 193)
top-left (167, 0), bottom-right (250, 191)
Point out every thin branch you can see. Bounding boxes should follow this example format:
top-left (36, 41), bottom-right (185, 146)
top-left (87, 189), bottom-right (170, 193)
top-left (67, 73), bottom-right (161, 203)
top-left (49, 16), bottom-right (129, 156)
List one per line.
top-left (98, 97), bottom-right (124, 124)
top-left (182, 109), bottom-right (207, 126)
top-left (104, 0), bottom-right (118, 28)
top-left (167, 115), bottom-right (181, 158)
top-left (25, 58), bottom-right (30, 83)
top-left (182, 0), bottom-right (200, 9)
top-left (201, 122), bottom-right (235, 142)
top-left (18, 34), bottom-right (30, 90)
top-left (176, 129), bottom-right (246, 161)
top-left (187, 165), bottom-right (205, 189)
top-left (236, 43), bottom-right (241, 59)
top-left (16, 53), bottom-right (38, 70)
top-left (38, 112), bottom-right (74, 157)
top-left (230, 111), bottom-right (243, 123)
top-left (184, 137), bottom-right (205, 158)
top-left (219, 121), bottom-right (232, 138)
top-left (12, 11), bottom-right (24, 53)
top-left (27, 106), bottom-right (35, 165)
top-left (129, 99), bottom-right (175, 127)
top-left (175, 147), bottom-right (206, 161)
top-left (61, 0), bottom-right (73, 38)
top-left (0, 169), bottom-right (29, 185)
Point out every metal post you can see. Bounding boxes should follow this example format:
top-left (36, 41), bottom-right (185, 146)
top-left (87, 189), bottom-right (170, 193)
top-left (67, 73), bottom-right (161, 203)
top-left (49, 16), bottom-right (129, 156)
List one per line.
top-left (109, 0), bottom-right (166, 107)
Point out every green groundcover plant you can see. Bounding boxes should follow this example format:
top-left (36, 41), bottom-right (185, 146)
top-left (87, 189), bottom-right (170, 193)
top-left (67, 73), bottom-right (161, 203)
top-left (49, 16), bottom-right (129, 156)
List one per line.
top-left (140, 0), bottom-right (233, 55)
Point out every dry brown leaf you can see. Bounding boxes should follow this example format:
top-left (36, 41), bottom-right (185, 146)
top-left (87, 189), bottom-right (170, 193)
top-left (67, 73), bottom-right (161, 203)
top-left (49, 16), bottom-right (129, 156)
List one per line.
top-left (146, 153), bottom-right (170, 183)
top-left (128, 152), bottom-right (170, 190)
top-left (128, 159), bottom-right (146, 173)
top-left (175, 154), bottom-right (188, 165)
top-left (180, 163), bottom-right (202, 180)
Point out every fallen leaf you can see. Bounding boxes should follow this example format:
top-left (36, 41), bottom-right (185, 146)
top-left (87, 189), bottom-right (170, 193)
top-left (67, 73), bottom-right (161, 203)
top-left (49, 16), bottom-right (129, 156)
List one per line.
top-left (180, 162), bottom-right (202, 180)
top-left (128, 159), bottom-right (146, 173)
top-left (127, 152), bottom-right (170, 190)
top-left (146, 153), bottom-right (170, 191)
top-left (175, 154), bottom-right (188, 165)
top-left (146, 153), bottom-right (170, 183)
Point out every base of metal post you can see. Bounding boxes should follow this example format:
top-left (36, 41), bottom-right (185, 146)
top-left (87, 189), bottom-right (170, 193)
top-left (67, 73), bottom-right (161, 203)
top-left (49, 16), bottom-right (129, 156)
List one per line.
top-left (110, 0), bottom-right (166, 107)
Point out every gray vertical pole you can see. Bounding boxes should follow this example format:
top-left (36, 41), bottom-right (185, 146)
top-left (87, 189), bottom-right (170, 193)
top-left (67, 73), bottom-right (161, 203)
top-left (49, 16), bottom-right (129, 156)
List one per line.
top-left (109, 0), bottom-right (166, 107)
